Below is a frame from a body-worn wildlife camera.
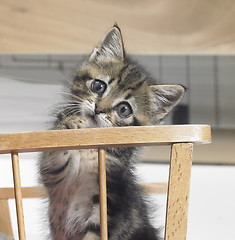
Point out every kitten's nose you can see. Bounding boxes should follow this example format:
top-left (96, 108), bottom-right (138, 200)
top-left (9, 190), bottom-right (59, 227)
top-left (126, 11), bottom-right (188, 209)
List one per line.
top-left (95, 103), bottom-right (105, 114)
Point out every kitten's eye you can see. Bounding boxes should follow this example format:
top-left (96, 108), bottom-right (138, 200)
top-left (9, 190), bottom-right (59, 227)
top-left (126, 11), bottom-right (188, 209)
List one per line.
top-left (116, 102), bottom-right (133, 118)
top-left (91, 80), bottom-right (107, 94)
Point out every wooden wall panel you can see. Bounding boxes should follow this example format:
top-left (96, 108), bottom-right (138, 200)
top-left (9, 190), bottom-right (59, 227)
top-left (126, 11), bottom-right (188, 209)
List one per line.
top-left (0, 0), bottom-right (235, 53)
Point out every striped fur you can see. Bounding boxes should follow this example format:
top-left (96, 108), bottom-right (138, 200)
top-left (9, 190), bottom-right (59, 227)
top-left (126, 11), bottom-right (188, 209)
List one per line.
top-left (39, 25), bottom-right (184, 240)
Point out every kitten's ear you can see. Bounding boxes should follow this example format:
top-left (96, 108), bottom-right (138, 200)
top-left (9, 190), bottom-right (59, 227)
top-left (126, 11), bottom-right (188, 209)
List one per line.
top-left (150, 85), bottom-right (185, 121)
top-left (89, 25), bottom-right (125, 63)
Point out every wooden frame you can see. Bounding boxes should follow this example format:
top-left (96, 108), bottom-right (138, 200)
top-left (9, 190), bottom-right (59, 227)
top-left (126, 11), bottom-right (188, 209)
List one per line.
top-left (0, 125), bottom-right (211, 240)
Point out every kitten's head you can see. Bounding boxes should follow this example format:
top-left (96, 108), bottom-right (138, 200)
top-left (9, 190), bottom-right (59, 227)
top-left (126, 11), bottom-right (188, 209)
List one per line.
top-left (65, 25), bottom-right (184, 128)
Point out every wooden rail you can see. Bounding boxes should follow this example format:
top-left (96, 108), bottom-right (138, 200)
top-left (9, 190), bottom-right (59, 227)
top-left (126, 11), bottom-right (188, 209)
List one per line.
top-left (0, 125), bottom-right (211, 154)
top-left (0, 125), bottom-right (211, 240)
top-left (0, 183), bottom-right (169, 200)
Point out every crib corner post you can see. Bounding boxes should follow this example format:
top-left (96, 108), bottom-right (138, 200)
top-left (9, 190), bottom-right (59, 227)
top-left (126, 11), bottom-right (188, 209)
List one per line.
top-left (165, 143), bottom-right (193, 240)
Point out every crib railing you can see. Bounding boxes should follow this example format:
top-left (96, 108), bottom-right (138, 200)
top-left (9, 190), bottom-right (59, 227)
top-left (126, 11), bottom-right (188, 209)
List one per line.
top-left (0, 125), bottom-right (211, 240)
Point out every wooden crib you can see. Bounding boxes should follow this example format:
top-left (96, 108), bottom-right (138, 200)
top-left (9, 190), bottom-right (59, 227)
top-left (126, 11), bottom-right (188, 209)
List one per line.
top-left (0, 125), bottom-right (211, 240)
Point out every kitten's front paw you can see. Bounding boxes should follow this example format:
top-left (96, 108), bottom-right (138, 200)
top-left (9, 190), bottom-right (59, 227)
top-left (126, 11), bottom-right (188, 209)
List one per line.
top-left (57, 115), bottom-right (89, 130)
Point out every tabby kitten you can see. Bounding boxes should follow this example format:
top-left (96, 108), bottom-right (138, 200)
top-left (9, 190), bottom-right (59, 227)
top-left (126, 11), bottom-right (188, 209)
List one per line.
top-left (39, 25), bottom-right (185, 240)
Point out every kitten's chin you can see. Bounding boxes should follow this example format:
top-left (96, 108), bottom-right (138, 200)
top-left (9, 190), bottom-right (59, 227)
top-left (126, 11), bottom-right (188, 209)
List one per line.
top-left (87, 115), bottom-right (99, 128)
top-left (86, 114), bottom-right (112, 128)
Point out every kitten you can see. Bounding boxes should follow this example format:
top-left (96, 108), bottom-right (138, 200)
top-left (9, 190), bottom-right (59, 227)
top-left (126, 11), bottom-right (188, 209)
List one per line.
top-left (39, 25), bottom-right (185, 240)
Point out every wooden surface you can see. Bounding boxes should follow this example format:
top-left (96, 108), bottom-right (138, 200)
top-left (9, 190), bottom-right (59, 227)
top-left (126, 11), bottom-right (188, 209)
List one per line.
top-left (141, 182), bottom-right (168, 195)
top-left (0, 199), bottom-right (13, 238)
top-left (143, 129), bottom-right (235, 165)
top-left (0, 187), bottom-right (46, 199)
top-left (0, 0), bottom-right (235, 54)
top-left (11, 152), bottom-right (26, 240)
top-left (0, 125), bottom-right (211, 154)
top-left (165, 143), bottom-right (193, 240)
top-left (0, 183), bottom-right (168, 200)
top-left (98, 149), bottom-right (108, 240)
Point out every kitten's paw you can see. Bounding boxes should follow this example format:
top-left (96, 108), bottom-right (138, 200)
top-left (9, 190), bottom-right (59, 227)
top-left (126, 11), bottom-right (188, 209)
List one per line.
top-left (57, 115), bottom-right (89, 130)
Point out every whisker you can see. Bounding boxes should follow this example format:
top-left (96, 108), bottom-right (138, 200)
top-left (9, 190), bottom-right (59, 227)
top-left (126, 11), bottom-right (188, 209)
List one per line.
top-left (64, 107), bottom-right (81, 117)
top-left (51, 103), bottom-right (80, 114)
top-left (49, 103), bottom-right (80, 112)
top-left (59, 92), bottom-right (84, 102)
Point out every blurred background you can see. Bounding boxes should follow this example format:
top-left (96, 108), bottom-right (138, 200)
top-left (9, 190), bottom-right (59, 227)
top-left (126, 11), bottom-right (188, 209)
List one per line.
top-left (0, 0), bottom-right (235, 239)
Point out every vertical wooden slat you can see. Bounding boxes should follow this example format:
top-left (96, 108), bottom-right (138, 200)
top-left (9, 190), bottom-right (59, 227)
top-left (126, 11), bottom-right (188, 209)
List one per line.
top-left (11, 152), bottom-right (26, 240)
top-left (165, 143), bottom-right (193, 240)
top-left (98, 148), bottom-right (108, 240)
top-left (0, 199), bottom-right (14, 238)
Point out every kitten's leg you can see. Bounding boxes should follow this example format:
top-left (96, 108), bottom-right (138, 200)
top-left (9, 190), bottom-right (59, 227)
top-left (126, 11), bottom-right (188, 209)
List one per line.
top-left (40, 150), bottom-right (80, 187)
top-left (39, 115), bottom-right (89, 187)
top-left (40, 114), bottom-right (100, 239)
